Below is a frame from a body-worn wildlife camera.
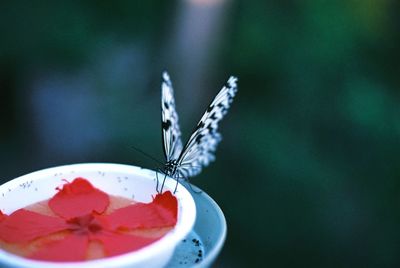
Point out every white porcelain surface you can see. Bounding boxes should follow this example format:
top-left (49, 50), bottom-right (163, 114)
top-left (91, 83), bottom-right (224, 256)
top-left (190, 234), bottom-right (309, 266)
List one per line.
top-left (191, 184), bottom-right (227, 267)
top-left (167, 184), bottom-right (227, 267)
top-left (0, 163), bottom-right (196, 268)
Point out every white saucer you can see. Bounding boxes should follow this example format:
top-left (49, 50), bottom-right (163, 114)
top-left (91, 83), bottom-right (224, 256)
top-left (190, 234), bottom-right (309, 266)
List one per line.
top-left (167, 184), bottom-right (227, 267)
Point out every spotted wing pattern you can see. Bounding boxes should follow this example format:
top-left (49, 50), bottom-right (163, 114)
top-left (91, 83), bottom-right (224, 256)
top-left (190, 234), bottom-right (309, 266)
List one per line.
top-left (176, 76), bottom-right (238, 178)
top-left (161, 72), bottom-right (183, 162)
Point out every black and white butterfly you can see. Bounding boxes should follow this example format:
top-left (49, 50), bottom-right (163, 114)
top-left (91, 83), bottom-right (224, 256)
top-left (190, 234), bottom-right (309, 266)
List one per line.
top-left (157, 72), bottom-right (238, 193)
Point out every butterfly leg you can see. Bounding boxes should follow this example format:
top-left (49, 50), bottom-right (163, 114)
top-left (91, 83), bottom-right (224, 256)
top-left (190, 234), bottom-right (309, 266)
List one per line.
top-left (187, 181), bottom-right (203, 194)
top-left (156, 169), bottom-right (160, 193)
top-left (173, 171), bottom-right (187, 193)
top-left (173, 176), bottom-right (180, 194)
top-left (160, 173), bottom-right (167, 193)
top-left (173, 171), bottom-right (190, 193)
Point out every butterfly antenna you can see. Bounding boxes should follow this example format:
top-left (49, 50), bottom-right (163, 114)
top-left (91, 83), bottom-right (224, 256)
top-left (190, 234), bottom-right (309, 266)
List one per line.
top-left (131, 146), bottom-right (164, 166)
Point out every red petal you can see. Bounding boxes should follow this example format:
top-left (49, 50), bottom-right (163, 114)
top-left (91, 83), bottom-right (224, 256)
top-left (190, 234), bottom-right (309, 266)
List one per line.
top-left (29, 233), bottom-right (89, 262)
top-left (92, 231), bottom-right (160, 257)
top-left (0, 210), bottom-right (6, 222)
top-left (153, 191), bottom-right (178, 219)
top-left (49, 178), bottom-right (109, 219)
top-left (100, 191), bottom-right (177, 230)
top-left (0, 209), bottom-right (68, 243)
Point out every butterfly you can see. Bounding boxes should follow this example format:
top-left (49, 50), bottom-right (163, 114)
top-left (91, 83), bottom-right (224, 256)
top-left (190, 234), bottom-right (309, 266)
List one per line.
top-left (157, 72), bottom-right (238, 193)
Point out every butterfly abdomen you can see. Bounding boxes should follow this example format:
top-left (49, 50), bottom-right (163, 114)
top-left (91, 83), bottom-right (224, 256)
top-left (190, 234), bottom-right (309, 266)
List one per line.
top-left (163, 159), bottom-right (179, 177)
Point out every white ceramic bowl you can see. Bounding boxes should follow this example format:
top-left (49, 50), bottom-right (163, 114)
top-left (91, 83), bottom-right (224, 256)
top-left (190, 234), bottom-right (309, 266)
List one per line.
top-left (0, 163), bottom-right (196, 268)
top-left (166, 184), bottom-right (227, 267)
top-left (190, 184), bottom-right (227, 268)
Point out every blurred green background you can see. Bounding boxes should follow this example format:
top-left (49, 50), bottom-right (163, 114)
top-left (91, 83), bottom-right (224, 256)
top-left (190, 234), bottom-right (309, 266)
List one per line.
top-left (1, 0), bottom-right (400, 267)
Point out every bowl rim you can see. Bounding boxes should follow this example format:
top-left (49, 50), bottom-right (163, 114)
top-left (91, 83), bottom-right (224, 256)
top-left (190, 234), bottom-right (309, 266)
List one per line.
top-left (0, 163), bottom-right (196, 268)
top-left (189, 184), bottom-right (227, 268)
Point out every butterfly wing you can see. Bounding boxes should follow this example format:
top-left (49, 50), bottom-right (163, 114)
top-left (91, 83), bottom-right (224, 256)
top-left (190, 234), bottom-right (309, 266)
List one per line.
top-left (176, 76), bottom-right (238, 178)
top-left (161, 72), bottom-right (183, 162)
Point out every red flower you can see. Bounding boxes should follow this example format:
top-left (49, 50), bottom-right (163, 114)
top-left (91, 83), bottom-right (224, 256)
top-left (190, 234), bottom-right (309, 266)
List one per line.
top-left (0, 211), bottom-right (6, 222)
top-left (0, 178), bottom-right (177, 262)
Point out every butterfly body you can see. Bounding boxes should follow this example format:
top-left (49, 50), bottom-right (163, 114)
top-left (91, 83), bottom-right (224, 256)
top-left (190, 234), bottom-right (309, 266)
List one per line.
top-left (163, 159), bottom-right (179, 177)
top-left (158, 72), bottom-right (238, 193)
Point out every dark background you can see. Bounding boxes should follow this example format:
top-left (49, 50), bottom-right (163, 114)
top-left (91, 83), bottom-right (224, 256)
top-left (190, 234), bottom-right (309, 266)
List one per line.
top-left (1, 1), bottom-right (400, 267)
